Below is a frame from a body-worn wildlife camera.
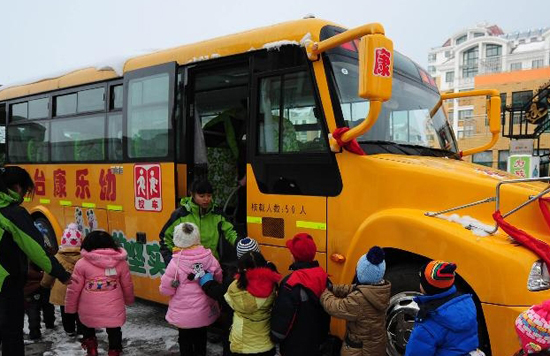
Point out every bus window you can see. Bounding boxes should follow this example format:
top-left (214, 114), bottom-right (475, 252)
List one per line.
top-left (8, 122), bottom-right (49, 163)
top-left (258, 71), bottom-right (327, 154)
top-left (107, 113), bottom-right (122, 161)
top-left (127, 73), bottom-right (170, 158)
top-left (28, 98), bottom-right (49, 119)
top-left (77, 87), bottom-right (105, 113)
top-left (10, 102), bottom-right (28, 122)
top-left (55, 93), bottom-right (77, 116)
top-left (110, 85), bottom-right (123, 110)
top-left (51, 115), bottom-right (105, 162)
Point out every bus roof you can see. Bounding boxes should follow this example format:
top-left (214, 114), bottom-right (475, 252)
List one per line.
top-left (0, 18), bottom-right (338, 101)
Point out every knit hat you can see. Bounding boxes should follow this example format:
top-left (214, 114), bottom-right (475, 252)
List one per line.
top-left (173, 222), bottom-right (200, 248)
top-left (60, 223), bottom-right (83, 249)
top-left (356, 246), bottom-right (386, 284)
top-left (286, 233), bottom-right (316, 262)
top-left (419, 260), bottom-right (457, 295)
top-left (236, 237), bottom-right (260, 259)
top-left (515, 301), bottom-right (550, 354)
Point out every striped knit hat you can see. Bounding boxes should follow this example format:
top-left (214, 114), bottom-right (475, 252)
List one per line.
top-left (515, 301), bottom-right (550, 354)
top-left (236, 237), bottom-right (260, 259)
top-left (419, 260), bottom-right (457, 295)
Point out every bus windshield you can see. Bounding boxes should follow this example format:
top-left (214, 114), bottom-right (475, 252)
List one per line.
top-left (327, 53), bottom-right (458, 155)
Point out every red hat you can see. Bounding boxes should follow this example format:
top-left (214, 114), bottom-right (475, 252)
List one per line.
top-left (286, 233), bottom-right (316, 262)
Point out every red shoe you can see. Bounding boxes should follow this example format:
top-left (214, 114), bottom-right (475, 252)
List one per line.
top-left (108, 349), bottom-right (122, 356)
top-left (81, 336), bottom-right (98, 356)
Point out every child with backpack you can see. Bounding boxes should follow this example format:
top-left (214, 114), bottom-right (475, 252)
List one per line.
top-left (271, 233), bottom-right (331, 356)
top-left (41, 223), bottom-right (83, 336)
top-left (514, 300), bottom-right (550, 355)
top-left (405, 260), bottom-right (479, 356)
top-left (65, 230), bottom-right (134, 356)
top-left (159, 222), bottom-right (222, 356)
top-left (320, 246), bottom-right (391, 355)
top-left (224, 251), bottom-right (281, 355)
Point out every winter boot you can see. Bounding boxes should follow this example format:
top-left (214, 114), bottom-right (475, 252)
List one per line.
top-left (29, 328), bottom-right (41, 340)
top-left (81, 336), bottom-right (98, 356)
top-left (108, 349), bottom-right (122, 356)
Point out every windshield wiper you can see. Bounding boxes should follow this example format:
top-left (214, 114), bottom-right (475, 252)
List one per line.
top-left (359, 141), bottom-right (459, 158)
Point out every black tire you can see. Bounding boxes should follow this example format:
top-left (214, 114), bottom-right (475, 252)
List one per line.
top-left (385, 262), bottom-right (491, 356)
top-left (34, 216), bottom-right (58, 254)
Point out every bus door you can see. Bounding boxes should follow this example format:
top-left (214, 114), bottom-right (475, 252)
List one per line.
top-left (247, 47), bottom-right (342, 271)
top-left (185, 60), bottom-right (250, 238)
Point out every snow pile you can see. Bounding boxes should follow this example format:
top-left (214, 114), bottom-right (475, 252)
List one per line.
top-left (262, 40), bottom-right (300, 51)
top-left (186, 54), bottom-right (221, 63)
top-left (434, 213), bottom-right (494, 237)
top-left (23, 300), bottom-right (223, 355)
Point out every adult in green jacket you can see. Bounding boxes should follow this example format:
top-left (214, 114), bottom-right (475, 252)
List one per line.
top-left (0, 166), bottom-right (71, 356)
top-left (159, 179), bottom-right (238, 265)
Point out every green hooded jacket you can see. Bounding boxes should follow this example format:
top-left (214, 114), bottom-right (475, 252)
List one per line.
top-left (0, 189), bottom-right (70, 292)
top-left (159, 197), bottom-right (238, 264)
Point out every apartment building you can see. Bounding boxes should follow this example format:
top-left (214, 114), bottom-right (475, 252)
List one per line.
top-left (428, 24), bottom-right (550, 172)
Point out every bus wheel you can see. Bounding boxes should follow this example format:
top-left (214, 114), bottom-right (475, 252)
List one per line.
top-left (34, 216), bottom-right (58, 253)
top-left (385, 263), bottom-right (422, 356)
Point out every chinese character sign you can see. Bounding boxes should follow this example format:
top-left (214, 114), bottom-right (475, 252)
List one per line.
top-left (134, 164), bottom-right (162, 212)
top-left (99, 169), bottom-right (117, 201)
top-left (34, 169), bottom-right (46, 196)
top-left (374, 47), bottom-right (391, 77)
top-left (53, 169), bottom-right (67, 198)
top-left (75, 169), bottom-right (91, 199)
top-left (508, 155), bottom-right (540, 178)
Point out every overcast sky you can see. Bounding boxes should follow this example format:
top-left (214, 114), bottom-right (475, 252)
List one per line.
top-left (1, 0), bottom-right (549, 86)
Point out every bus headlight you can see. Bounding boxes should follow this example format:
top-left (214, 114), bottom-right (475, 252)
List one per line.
top-left (528, 261), bottom-right (550, 291)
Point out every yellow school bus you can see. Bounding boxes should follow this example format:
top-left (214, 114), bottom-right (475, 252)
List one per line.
top-left (0, 17), bottom-right (547, 355)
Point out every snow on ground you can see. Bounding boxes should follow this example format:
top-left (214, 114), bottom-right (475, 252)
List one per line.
top-left (15, 299), bottom-right (223, 356)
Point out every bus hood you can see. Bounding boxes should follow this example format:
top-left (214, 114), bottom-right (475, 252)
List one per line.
top-left (355, 154), bottom-right (550, 243)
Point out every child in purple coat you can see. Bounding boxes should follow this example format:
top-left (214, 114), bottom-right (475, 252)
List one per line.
top-left (160, 222), bottom-right (222, 356)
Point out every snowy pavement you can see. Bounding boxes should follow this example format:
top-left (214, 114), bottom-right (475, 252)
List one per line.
top-left (17, 299), bottom-right (223, 355)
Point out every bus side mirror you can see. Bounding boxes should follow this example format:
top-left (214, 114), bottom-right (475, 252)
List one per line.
top-left (358, 34), bottom-right (394, 101)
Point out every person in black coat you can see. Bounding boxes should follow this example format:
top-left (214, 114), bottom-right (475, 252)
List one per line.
top-left (270, 233), bottom-right (331, 356)
top-left (0, 167), bottom-right (71, 355)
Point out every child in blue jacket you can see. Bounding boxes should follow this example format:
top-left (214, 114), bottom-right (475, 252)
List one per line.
top-left (405, 260), bottom-right (479, 356)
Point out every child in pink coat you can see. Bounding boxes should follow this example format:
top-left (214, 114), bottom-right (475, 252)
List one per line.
top-left (159, 222), bottom-right (222, 356)
top-left (65, 230), bottom-right (134, 356)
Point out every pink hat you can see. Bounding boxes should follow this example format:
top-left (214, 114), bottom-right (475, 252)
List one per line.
top-left (60, 223), bottom-right (83, 249)
top-left (515, 300), bottom-right (550, 353)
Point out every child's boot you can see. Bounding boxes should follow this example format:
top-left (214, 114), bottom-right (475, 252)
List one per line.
top-left (108, 349), bottom-right (122, 356)
top-left (81, 336), bottom-right (98, 356)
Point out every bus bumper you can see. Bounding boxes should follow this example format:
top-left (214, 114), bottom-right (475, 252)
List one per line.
top-left (481, 303), bottom-right (524, 355)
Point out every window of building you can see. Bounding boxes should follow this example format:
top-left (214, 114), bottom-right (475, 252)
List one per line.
top-left (510, 62), bottom-right (522, 71)
top-left (456, 35), bottom-right (467, 45)
top-left (462, 46), bottom-right (479, 78)
top-left (464, 125), bottom-right (475, 137)
top-left (28, 98), bottom-right (49, 119)
top-left (458, 109), bottom-right (473, 121)
top-left (445, 71), bottom-right (454, 83)
top-left (428, 66), bottom-right (436, 74)
top-left (519, 39), bottom-right (526, 44)
top-left (258, 71), bottom-right (327, 154)
top-left (51, 115), bottom-right (105, 162)
top-left (472, 150), bottom-right (493, 167)
top-left (498, 150), bottom-right (509, 171)
top-left (473, 32), bottom-right (485, 38)
top-left (532, 59), bottom-right (544, 69)
top-left (445, 50), bottom-right (452, 58)
top-left (127, 72), bottom-right (170, 158)
top-left (486, 44), bottom-right (502, 58)
top-left (428, 53), bottom-right (436, 62)
top-left (512, 90), bottom-right (533, 123)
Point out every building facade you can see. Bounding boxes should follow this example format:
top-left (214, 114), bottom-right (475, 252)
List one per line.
top-left (428, 24), bottom-right (550, 172)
